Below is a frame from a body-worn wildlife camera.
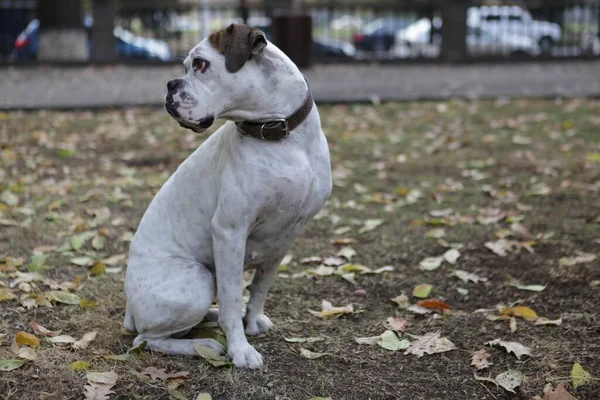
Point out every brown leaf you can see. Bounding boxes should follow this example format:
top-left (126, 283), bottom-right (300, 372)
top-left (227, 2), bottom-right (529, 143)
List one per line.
top-left (385, 317), bottom-right (411, 333)
top-left (404, 331), bottom-right (456, 357)
top-left (14, 331), bottom-right (40, 348)
top-left (532, 383), bottom-right (578, 400)
top-left (30, 320), bottom-right (61, 337)
top-left (471, 349), bottom-right (493, 370)
top-left (73, 331), bottom-right (98, 350)
top-left (140, 366), bottom-right (190, 381)
top-left (83, 382), bottom-right (115, 400)
top-left (416, 299), bottom-right (452, 312)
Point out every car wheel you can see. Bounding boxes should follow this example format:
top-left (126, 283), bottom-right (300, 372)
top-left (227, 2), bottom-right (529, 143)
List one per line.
top-left (539, 37), bottom-right (553, 55)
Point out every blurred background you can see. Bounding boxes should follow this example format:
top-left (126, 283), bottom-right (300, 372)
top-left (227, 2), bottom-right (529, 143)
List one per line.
top-left (1, 0), bottom-right (599, 66)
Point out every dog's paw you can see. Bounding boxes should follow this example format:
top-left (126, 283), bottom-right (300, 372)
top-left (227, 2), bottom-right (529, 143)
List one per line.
top-left (228, 342), bottom-right (263, 369)
top-left (244, 314), bottom-right (273, 336)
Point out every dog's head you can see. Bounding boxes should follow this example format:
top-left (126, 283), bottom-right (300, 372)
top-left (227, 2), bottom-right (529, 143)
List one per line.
top-left (165, 24), bottom-right (268, 133)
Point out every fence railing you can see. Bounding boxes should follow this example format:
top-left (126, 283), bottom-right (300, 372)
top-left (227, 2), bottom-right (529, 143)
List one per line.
top-left (1, 0), bottom-right (599, 64)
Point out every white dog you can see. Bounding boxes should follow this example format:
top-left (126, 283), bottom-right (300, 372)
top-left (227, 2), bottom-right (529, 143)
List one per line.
top-left (124, 24), bottom-right (332, 368)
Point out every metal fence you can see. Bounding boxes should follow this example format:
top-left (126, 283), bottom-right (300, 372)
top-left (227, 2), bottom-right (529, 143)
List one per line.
top-left (1, 0), bottom-right (599, 64)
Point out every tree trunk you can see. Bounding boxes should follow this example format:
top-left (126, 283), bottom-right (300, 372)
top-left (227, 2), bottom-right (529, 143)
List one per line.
top-left (440, 0), bottom-right (469, 62)
top-left (38, 0), bottom-right (88, 61)
top-left (91, 0), bottom-right (116, 62)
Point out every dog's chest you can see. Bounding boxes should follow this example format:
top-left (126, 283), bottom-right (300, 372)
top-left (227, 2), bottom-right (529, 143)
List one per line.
top-left (244, 161), bottom-right (330, 267)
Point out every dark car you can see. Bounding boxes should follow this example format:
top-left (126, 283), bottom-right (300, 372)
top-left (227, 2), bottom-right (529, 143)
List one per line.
top-left (13, 16), bottom-right (172, 61)
top-left (353, 17), bottom-right (412, 52)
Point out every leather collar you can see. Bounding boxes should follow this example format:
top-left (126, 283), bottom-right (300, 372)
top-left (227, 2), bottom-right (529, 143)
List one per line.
top-left (235, 81), bottom-right (313, 140)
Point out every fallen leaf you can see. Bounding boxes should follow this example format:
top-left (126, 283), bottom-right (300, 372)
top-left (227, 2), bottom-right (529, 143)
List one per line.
top-left (193, 344), bottom-right (230, 367)
top-left (496, 370), bottom-right (522, 393)
top-left (391, 294), bottom-right (410, 309)
top-left (30, 320), bottom-right (61, 337)
top-left (378, 330), bottom-right (410, 351)
top-left (91, 235), bottom-right (105, 250)
top-left (412, 284), bottom-right (433, 298)
top-left (284, 337), bottom-right (325, 343)
top-left (48, 335), bottom-right (77, 344)
top-left (71, 256), bottom-right (93, 267)
top-left (425, 228), bottom-right (445, 238)
top-left (16, 347), bottom-right (37, 361)
top-left (305, 265), bottom-right (335, 276)
top-left (486, 339), bottom-right (531, 360)
top-left (407, 305), bottom-right (433, 315)
top-left (14, 331), bottom-right (40, 348)
top-left (141, 366), bottom-right (190, 381)
top-left (73, 331), bottom-right (97, 350)
top-left (70, 231), bottom-right (96, 251)
top-left (443, 249), bottom-right (460, 264)
top-left (299, 348), bottom-right (327, 359)
top-left (385, 317), bottom-right (411, 333)
top-left (471, 349), bottom-right (493, 370)
top-left (87, 371), bottom-right (119, 385)
top-left (355, 335), bottom-right (382, 345)
top-left (572, 362), bottom-right (591, 390)
top-left (454, 270), bottom-right (488, 284)
top-left (84, 371), bottom-right (118, 400)
top-left (71, 360), bottom-right (91, 371)
top-left (0, 359), bottom-right (25, 371)
top-left (309, 300), bottom-right (354, 319)
top-left (508, 280), bottom-right (546, 292)
top-left (359, 219), bottom-right (384, 234)
top-left (301, 256), bottom-right (322, 264)
top-left (0, 190), bottom-right (19, 206)
top-left (419, 257), bottom-right (443, 271)
top-left (90, 263), bottom-right (106, 276)
top-left (416, 299), bottom-right (452, 312)
top-left (196, 394), bottom-right (212, 400)
top-left (532, 383), bottom-right (578, 400)
top-left (101, 253), bottom-right (127, 266)
top-left (510, 317), bottom-right (517, 333)
top-left (46, 291), bottom-right (81, 305)
top-left (534, 317), bottom-right (562, 326)
top-left (404, 331), bottom-right (456, 357)
top-left (336, 246), bottom-right (356, 261)
top-left (0, 288), bottom-right (17, 302)
top-left (501, 306), bottom-right (538, 321)
top-left (485, 240), bottom-right (511, 256)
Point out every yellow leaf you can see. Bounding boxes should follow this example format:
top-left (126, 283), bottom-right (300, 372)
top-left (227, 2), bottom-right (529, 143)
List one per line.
top-left (412, 284), bottom-right (433, 299)
top-left (572, 362), bottom-right (591, 389)
top-left (90, 263), bottom-right (106, 276)
top-left (15, 331), bottom-right (40, 348)
top-left (71, 360), bottom-right (91, 371)
top-left (500, 306), bottom-right (538, 321)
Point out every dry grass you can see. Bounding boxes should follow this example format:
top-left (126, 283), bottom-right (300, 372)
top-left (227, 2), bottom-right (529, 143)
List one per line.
top-left (1, 99), bottom-right (599, 399)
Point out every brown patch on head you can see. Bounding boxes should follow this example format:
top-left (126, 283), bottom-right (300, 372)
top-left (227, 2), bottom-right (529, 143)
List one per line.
top-left (208, 24), bottom-right (267, 73)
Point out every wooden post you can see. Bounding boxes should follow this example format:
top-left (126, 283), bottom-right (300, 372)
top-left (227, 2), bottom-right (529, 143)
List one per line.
top-left (38, 0), bottom-right (88, 61)
top-left (92, 0), bottom-right (117, 62)
top-left (440, 0), bottom-right (469, 63)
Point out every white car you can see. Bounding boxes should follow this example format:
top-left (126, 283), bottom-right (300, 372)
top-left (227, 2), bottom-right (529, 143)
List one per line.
top-left (393, 18), bottom-right (541, 58)
top-left (468, 6), bottom-right (562, 53)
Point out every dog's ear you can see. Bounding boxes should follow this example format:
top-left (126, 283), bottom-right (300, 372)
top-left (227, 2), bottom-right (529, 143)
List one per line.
top-left (210, 24), bottom-right (267, 73)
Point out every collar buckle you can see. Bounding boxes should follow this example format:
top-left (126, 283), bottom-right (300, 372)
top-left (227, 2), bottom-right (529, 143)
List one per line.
top-left (260, 119), bottom-right (289, 140)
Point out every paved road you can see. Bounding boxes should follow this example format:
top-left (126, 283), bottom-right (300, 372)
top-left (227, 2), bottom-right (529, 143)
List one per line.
top-left (1, 60), bottom-right (599, 109)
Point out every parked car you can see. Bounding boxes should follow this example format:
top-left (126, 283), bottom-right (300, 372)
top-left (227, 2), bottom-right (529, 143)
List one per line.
top-left (250, 21), bottom-right (356, 60)
top-left (330, 15), bottom-right (364, 31)
top-left (353, 17), bottom-right (412, 52)
top-left (467, 6), bottom-right (562, 54)
top-left (393, 18), bottom-right (541, 58)
top-left (13, 17), bottom-right (173, 61)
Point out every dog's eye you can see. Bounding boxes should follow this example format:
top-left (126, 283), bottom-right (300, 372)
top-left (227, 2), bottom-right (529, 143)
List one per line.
top-left (192, 58), bottom-right (209, 73)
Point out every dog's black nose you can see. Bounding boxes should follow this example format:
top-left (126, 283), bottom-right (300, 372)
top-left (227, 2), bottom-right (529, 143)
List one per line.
top-left (167, 79), bottom-right (184, 92)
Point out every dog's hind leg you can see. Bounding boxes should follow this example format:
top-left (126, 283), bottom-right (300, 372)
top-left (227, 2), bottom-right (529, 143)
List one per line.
top-left (126, 257), bottom-right (222, 356)
top-left (133, 334), bottom-right (223, 356)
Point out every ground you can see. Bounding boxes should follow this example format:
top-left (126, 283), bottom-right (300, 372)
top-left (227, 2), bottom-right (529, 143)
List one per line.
top-left (0, 99), bottom-right (599, 400)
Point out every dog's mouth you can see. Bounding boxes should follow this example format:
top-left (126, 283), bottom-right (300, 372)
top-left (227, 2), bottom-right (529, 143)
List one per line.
top-left (165, 104), bottom-right (214, 133)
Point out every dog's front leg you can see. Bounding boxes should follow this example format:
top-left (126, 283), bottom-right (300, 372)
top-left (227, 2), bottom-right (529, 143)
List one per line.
top-left (244, 257), bottom-right (281, 335)
top-left (212, 223), bottom-right (263, 369)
